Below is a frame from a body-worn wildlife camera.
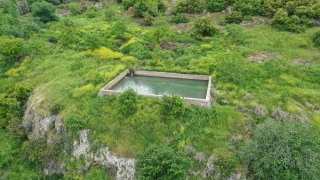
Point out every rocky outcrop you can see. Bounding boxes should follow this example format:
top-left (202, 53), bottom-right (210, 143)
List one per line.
top-left (23, 103), bottom-right (64, 139)
top-left (23, 103), bottom-right (136, 179)
top-left (73, 130), bottom-right (136, 180)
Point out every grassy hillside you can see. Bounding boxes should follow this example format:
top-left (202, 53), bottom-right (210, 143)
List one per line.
top-left (1, 0), bottom-right (320, 179)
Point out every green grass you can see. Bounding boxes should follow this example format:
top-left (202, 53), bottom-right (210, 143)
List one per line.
top-left (1, 3), bottom-right (320, 179)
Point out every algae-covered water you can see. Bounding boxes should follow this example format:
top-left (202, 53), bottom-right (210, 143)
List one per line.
top-left (111, 76), bottom-right (208, 99)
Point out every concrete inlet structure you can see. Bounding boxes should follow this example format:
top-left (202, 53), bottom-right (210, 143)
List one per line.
top-left (98, 69), bottom-right (211, 107)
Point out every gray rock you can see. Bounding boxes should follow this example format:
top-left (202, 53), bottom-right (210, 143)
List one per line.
top-left (73, 130), bottom-right (136, 180)
top-left (165, 8), bottom-right (172, 15)
top-left (243, 93), bottom-right (251, 100)
top-left (240, 21), bottom-right (252, 28)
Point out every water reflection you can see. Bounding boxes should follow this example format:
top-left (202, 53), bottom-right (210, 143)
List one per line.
top-left (111, 76), bottom-right (208, 99)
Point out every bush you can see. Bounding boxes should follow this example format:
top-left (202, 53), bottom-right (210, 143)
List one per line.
top-left (206, 0), bottom-right (228, 12)
top-left (142, 12), bottom-right (154, 26)
top-left (31, 1), bottom-right (58, 23)
top-left (0, 35), bottom-right (25, 60)
top-left (171, 13), bottom-right (188, 23)
top-left (49, 104), bottom-right (64, 115)
top-left (123, 0), bottom-right (165, 17)
top-left (194, 17), bottom-right (219, 39)
top-left (117, 88), bottom-right (138, 117)
top-left (17, 0), bottom-right (30, 15)
top-left (233, 0), bottom-right (265, 16)
top-left (225, 24), bottom-right (246, 44)
top-left (225, 11), bottom-right (243, 24)
top-left (136, 144), bottom-right (192, 180)
top-left (85, 5), bottom-right (97, 18)
top-left (241, 120), bottom-right (320, 179)
top-left (270, 9), bottom-right (306, 33)
top-left (214, 156), bottom-right (236, 178)
top-left (173, 0), bottom-right (205, 14)
top-left (68, 2), bottom-right (81, 16)
top-left (312, 30), bottom-right (320, 48)
top-left (64, 113), bottom-right (86, 131)
top-left (160, 94), bottom-right (184, 121)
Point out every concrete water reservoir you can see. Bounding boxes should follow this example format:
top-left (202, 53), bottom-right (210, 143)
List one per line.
top-left (98, 69), bottom-right (211, 107)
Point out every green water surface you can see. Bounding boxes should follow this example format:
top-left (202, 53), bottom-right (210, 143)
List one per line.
top-left (111, 76), bottom-right (208, 99)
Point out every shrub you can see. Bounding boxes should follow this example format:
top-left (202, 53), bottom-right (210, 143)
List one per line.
top-left (85, 5), bottom-right (97, 18)
top-left (160, 94), bottom-right (184, 121)
top-left (241, 120), bottom-right (320, 179)
top-left (104, 5), bottom-right (117, 21)
top-left (270, 9), bottom-right (306, 33)
top-left (31, 1), bottom-right (58, 23)
top-left (64, 113), bottom-right (86, 131)
top-left (136, 144), bottom-right (192, 180)
top-left (68, 2), bottom-right (81, 16)
top-left (116, 88), bottom-right (138, 117)
top-left (123, 0), bottom-right (165, 17)
top-left (206, 0), bottom-right (228, 12)
top-left (225, 24), bottom-right (246, 44)
top-left (233, 0), bottom-right (265, 16)
top-left (312, 30), bottom-right (320, 48)
top-left (49, 104), bottom-right (64, 115)
top-left (0, 36), bottom-right (25, 61)
top-left (214, 156), bottom-right (236, 178)
top-left (85, 46), bottom-right (124, 60)
top-left (17, 0), bottom-right (29, 15)
top-left (225, 11), bottom-right (243, 24)
top-left (173, 0), bottom-right (205, 14)
top-left (194, 17), bottom-right (219, 39)
top-left (171, 13), bottom-right (188, 23)
top-left (142, 12), bottom-right (154, 26)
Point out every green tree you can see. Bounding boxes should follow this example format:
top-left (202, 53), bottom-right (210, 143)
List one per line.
top-left (136, 144), bottom-right (192, 180)
top-left (31, 1), bottom-right (58, 23)
top-left (117, 88), bottom-right (138, 117)
top-left (241, 119), bottom-right (320, 179)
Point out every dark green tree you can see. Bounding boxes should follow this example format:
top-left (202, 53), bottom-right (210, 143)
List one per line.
top-left (241, 119), bottom-right (320, 179)
top-left (136, 144), bottom-right (192, 180)
top-left (31, 1), bottom-right (58, 23)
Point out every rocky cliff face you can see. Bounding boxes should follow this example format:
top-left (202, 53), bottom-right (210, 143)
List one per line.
top-left (73, 130), bottom-right (136, 179)
top-left (23, 102), bottom-right (136, 179)
top-left (23, 103), bottom-right (64, 139)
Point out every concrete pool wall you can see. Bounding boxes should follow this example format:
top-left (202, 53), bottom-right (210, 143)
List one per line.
top-left (98, 69), bottom-right (211, 107)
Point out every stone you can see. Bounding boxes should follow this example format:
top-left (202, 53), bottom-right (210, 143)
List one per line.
top-left (243, 93), bottom-right (251, 100)
top-left (165, 8), bottom-right (172, 15)
top-left (194, 152), bottom-right (206, 163)
top-left (240, 21), bottom-right (252, 28)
